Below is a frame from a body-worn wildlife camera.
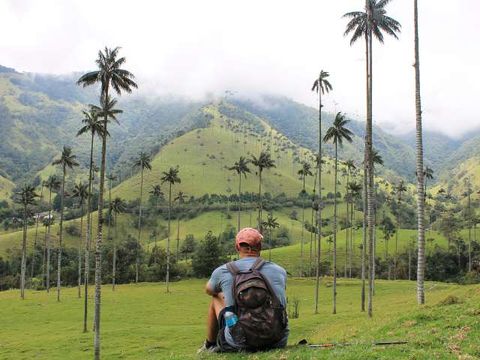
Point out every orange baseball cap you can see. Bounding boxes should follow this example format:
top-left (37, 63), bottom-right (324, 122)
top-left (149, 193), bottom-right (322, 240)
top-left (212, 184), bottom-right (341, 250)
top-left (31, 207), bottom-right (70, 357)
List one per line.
top-left (235, 227), bottom-right (263, 251)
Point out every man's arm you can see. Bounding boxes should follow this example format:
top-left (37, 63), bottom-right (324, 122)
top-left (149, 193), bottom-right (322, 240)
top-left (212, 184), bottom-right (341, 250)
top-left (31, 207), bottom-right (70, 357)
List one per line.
top-left (205, 281), bottom-right (218, 296)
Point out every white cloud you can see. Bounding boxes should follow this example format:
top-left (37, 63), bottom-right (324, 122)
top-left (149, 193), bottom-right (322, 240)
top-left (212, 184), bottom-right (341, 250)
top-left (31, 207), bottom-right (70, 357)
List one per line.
top-left (1, 0), bottom-right (479, 137)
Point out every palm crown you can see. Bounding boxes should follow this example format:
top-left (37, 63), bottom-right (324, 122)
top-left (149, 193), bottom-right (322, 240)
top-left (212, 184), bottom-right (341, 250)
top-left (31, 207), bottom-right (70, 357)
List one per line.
top-left (228, 156), bottom-right (251, 177)
top-left (133, 152), bottom-right (152, 171)
top-left (161, 167), bottom-right (181, 186)
top-left (15, 184), bottom-right (38, 207)
top-left (46, 175), bottom-right (61, 192)
top-left (72, 182), bottom-right (88, 206)
top-left (323, 112), bottom-right (354, 146)
top-left (150, 185), bottom-right (164, 199)
top-left (77, 46), bottom-right (138, 98)
top-left (343, 0), bottom-right (401, 45)
top-left (110, 197), bottom-right (126, 215)
top-left (52, 146), bottom-right (79, 170)
top-left (311, 70), bottom-right (333, 95)
top-left (77, 107), bottom-right (107, 138)
top-left (250, 151), bottom-right (276, 174)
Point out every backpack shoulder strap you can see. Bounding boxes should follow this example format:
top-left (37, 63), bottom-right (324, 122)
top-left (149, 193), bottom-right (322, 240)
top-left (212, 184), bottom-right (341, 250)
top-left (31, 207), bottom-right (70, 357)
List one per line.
top-left (226, 261), bottom-right (240, 275)
top-left (251, 257), bottom-right (266, 271)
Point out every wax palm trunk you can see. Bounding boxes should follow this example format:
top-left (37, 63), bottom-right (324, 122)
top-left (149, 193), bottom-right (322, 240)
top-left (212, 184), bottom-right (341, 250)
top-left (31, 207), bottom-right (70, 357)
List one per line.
top-left (57, 168), bottom-right (66, 302)
top-left (166, 184), bottom-right (172, 293)
top-left (257, 172), bottom-right (263, 231)
top-left (314, 83), bottom-right (323, 314)
top-left (237, 174), bottom-right (242, 231)
top-left (112, 212), bottom-right (118, 291)
top-left (361, 168), bottom-right (367, 312)
top-left (46, 189), bottom-right (53, 292)
top-left (136, 168), bottom-right (145, 283)
top-left (366, 7), bottom-right (375, 318)
top-left (20, 204), bottom-right (28, 299)
top-left (84, 131), bottom-right (94, 332)
top-left (414, 0), bottom-right (426, 305)
top-left (94, 113), bottom-right (108, 359)
top-left (78, 207), bottom-right (84, 298)
top-left (333, 142), bottom-right (338, 314)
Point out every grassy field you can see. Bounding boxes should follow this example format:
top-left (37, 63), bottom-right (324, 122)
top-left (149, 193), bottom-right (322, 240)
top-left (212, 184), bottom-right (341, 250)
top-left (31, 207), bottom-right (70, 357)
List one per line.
top-left (0, 278), bottom-right (479, 359)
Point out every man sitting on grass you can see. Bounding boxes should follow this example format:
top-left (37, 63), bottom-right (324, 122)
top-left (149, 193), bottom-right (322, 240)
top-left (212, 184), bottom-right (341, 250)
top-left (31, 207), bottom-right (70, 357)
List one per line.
top-left (198, 227), bottom-right (289, 353)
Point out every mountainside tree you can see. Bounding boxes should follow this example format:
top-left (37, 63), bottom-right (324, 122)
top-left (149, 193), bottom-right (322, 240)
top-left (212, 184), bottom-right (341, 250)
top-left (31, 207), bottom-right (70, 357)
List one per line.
top-left (161, 167), bottom-right (181, 293)
top-left (52, 146), bottom-right (79, 302)
top-left (414, 0), bottom-right (426, 305)
top-left (228, 156), bottom-right (251, 231)
top-left (298, 161), bottom-right (313, 265)
top-left (149, 185), bottom-right (164, 249)
top-left (311, 70), bottom-right (332, 314)
top-left (174, 191), bottom-right (188, 260)
top-left (77, 46), bottom-right (137, 358)
top-left (44, 175), bottom-right (60, 293)
top-left (250, 151), bottom-right (276, 232)
top-left (344, 0), bottom-right (401, 318)
top-left (72, 182), bottom-right (88, 298)
top-left (133, 152), bottom-right (152, 283)
top-left (110, 197), bottom-right (126, 290)
top-left (323, 112), bottom-right (353, 314)
top-left (76, 106), bottom-right (105, 333)
top-left (15, 184), bottom-right (38, 299)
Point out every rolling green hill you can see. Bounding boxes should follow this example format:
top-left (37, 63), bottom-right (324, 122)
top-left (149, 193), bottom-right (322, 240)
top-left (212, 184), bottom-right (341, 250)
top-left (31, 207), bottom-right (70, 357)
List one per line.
top-left (112, 102), bottom-right (342, 200)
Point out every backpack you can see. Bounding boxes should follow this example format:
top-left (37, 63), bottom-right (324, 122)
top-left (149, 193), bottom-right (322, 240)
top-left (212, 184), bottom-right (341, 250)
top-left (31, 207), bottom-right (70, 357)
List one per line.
top-left (226, 257), bottom-right (288, 349)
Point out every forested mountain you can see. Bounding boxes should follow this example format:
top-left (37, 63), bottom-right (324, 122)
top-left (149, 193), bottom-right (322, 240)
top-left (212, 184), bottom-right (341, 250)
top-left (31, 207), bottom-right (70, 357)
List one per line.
top-left (0, 65), bottom-right (479, 194)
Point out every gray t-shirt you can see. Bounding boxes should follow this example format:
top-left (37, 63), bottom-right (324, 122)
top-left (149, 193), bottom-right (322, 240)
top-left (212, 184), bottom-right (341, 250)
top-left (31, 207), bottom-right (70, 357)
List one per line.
top-left (207, 257), bottom-right (289, 348)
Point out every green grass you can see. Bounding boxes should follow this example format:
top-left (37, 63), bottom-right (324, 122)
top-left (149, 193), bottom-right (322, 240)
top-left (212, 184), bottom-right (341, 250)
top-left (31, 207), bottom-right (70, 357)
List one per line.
top-left (0, 279), bottom-right (479, 359)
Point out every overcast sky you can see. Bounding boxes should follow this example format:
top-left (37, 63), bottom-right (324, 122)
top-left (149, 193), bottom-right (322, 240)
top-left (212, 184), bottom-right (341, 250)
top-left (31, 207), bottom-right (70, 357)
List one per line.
top-left (1, 0), bottom-right (479, 138)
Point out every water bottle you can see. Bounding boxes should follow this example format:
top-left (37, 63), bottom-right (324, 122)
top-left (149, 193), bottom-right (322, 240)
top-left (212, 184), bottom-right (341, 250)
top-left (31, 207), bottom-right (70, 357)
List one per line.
top-left (224, 311), bottom-right (238, 328)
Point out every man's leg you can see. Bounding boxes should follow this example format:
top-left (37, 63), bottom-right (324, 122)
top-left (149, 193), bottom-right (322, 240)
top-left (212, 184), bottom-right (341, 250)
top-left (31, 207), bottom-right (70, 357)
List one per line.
top-left (207, 292), bottom-right (225, 343)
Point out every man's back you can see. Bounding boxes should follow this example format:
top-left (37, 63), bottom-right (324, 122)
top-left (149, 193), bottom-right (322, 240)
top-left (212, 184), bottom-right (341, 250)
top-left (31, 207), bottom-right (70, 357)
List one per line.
top-left (208, 257), bottom-right (287, 308)
top-left (208, 256), bottom-right (289, 350)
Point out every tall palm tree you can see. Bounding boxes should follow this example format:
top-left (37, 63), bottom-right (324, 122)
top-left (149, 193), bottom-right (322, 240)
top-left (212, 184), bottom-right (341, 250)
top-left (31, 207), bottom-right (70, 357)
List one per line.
top-left (228, 157), bottom-right (251, 231)
top-left (344, 0), bottom-right (401, 318)
top-left (30, 183), bottom-right (45, 282)
top-left (76, 106), bottom-right (105, 333)
top-left (323, 112), bottom-right (353, 314)
top-left (174, 191), bottom-right (188, 260)
top-left (297, 162), bottom-right (313, 262)
top-left (78, 47), bottom-right (136, 354)
top-left (41, 216), bottom-right (53, 287)
top-left (44, 175), bottom-right (60, 292)
top-left (414, 0), bottom-right (426, 305)
top-left (161, 167), bottom-right (181, 293)
top-left (250, 151), bottom-right (276, 231)
top-left (110, 197), bottom-right (126, 291)
top-left (72, 182), bottom-right (88, 299)
top-left (262, 213), bottom-right (280, 261)
top-left (149, 185), bottom-right (164, 248)
top-left (312, 70), bottom-right (332, 314)
top-left (52, 146), bottom-right (79, 302)
top-left (133, 152), bottom-right (152, 283)
top-left (344, 160), bottom-right (356, 278)
top-left (349, 181), bottom-right (362, 275)
top-left (370, 148), bottom-right (384, 290)
top-left (394, 180), bottom-right (406, 279)
top-left (15, 184), bottom-right (38, 299)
